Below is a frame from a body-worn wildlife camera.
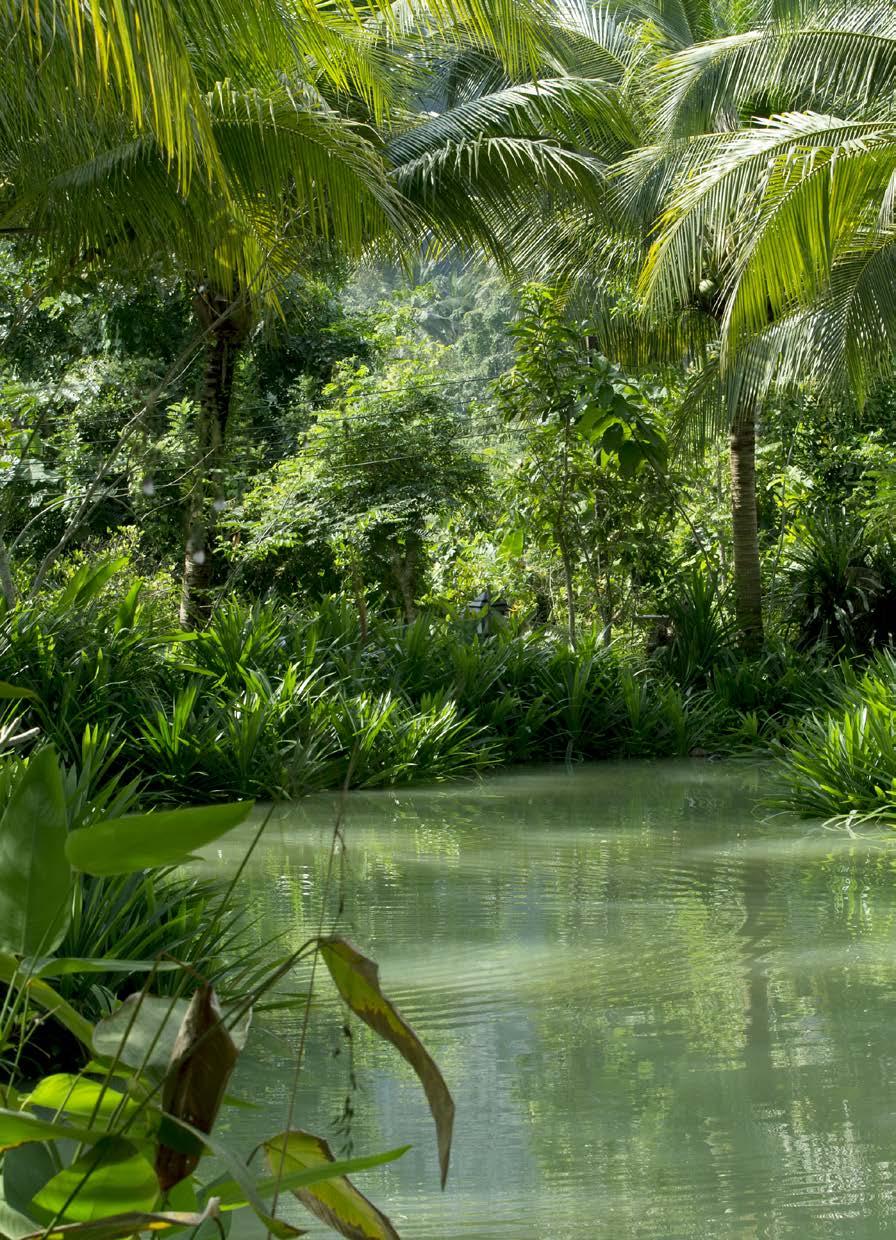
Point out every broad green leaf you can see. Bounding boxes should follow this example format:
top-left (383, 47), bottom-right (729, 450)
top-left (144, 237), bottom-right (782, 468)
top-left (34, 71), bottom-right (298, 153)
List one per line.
top-left (31, 1138), bottom-right (158, 1222)
top-left (0, 1107), bottom-right (99, 1152)
top-left (93, 995), bottom-right (252, 1076)
top-left (0, 1200), bottom-right (35, 1239)
top-left (156, 988), bottom-right (240, 1191)
top-left (4, 1141), bottom-right (56, 1220)
top-left (0, 747), bottom-right (72, 954)
top-left (318, 937), bottom-right (455, 1187)
top-left (25, 1075), bottom-right (146, 1131)
top-left (0, 684), bottom-right (37, 701)
top-left (617, 439), bottom-right (644, 479)
top-left (264, 1131), bottom-right (400, 1240)
top-left (601, 422), bottom-right (626, 453)
top-left (65, 801), bottom-right (253, 876)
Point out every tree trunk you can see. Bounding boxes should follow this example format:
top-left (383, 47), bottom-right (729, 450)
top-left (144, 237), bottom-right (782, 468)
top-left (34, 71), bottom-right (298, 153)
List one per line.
top-left (559, 539), bottom-right (577, 647)
top-left (390, 548), bottom-right (417, 623)
top-left (0, 531), bottom-right (16, 609)
top-left (729, 413), bottom-right (764, 651)
top-left (179, 291), bottom-right (247, 629)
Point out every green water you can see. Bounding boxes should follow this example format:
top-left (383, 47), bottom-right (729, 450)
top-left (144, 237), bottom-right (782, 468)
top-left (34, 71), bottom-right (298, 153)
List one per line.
top-left (210, 760), bottom-right (896, 1238)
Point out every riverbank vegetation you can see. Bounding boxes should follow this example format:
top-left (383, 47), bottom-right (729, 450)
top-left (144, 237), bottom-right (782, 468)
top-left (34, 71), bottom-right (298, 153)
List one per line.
top-left (3, 0), bottom-right (896, 1231)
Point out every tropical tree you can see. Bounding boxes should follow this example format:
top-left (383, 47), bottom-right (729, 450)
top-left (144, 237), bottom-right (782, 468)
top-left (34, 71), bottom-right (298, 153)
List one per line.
top-left (388, 0), bottom-right (781, 646)
top-left (0, 0), bottom-right (560, 625)
top-left (638, 1), bottom-right (896, 644)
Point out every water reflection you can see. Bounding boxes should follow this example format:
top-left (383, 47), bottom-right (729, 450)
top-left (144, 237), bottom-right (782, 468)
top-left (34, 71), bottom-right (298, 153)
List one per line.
top-left (204, 760), bottom-right (896, 1238)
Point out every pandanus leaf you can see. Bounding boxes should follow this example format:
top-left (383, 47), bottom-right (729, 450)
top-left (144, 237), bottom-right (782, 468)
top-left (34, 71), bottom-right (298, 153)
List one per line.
top-left (264, 1130), bottom-right (400, 1240)
top-left (318, 937), bottom-right (455, 1187)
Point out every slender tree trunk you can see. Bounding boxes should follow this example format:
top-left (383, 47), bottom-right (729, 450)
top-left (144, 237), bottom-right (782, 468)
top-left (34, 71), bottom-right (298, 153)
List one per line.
top-left (179, 291), bottom-right (247, 629)
top-left (390, 549), bottom-right (417, 623)
top-left (729, 412), bottom-right (764, 651)
top-left (0, 531), bottom-right (16, 609)
top-left (559, 538), bottom-right (577, 647)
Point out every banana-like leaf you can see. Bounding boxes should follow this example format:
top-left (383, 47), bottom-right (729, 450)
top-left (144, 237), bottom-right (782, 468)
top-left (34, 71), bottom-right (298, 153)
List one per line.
top-left (264, 1130), bottom-right (400, 1240)
top-left (25, 956), bottom-right (180, 979)
top-left (30, 1137), bottom-right (158, 1221)
top-left (318, 937), bottom-right (455, 1187)
top-left (0, 747), bottom-right (72, 955)
top-left (25, 1075), bottom-right (148, 1132)
top-left (65, 801), bottom-right (253, 875)
top-left (156, 987), bottom-right (240, 1191)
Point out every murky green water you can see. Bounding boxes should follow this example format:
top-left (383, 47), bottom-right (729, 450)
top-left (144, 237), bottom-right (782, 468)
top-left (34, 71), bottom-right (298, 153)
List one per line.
top-left (208, 760), bottom-right (896, 1238)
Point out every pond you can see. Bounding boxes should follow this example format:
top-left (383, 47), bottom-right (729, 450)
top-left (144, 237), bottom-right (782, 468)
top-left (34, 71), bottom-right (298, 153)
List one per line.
top-left (207, 760), bottom-right (896, 1238)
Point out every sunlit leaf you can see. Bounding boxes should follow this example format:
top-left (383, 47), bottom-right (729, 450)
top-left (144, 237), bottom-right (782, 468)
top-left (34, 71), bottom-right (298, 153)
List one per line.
top-left (318, 937), bottom-right (455, 1186)
top-left (65, 800), bottom-right (253, 875)
top-left (31, 1138), bottom-right (158, 1221)
top-left (25, 1075), bottom-right (147, 1131)
top-left (264, 1130), bottom-right (400, 1240)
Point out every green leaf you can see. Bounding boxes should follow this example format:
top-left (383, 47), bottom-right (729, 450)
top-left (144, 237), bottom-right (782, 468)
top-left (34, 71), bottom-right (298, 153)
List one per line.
top-left (264, 1131), bottom-right (400, 1240)
top-left (92, 995), bottom-right (251, 1076)
top-left (65, 801), bottom-right (253, 876)
top-left (25, 1075), bottom-right (147, 1132)
top-left (601, 422), bottom-right (626, 453)
top-left (0, 1107), bottom-right (100, 1152)
top-left (57, 559), bottom-right (128, 610)
top-left (617, 440), bottom-right (644, 479)
top-left (0, 684), bottom-right (37, 702)
top-left (497, 528), bottom-right (524, 558)
top-left (26, 956), bottom-right (181, 979)
top-left (31, 1138), bottom-right (158, 1223)
top-left (318, 937), bottom-right (455, 1187)
top-left (0, 748), bottom-right (72, 955)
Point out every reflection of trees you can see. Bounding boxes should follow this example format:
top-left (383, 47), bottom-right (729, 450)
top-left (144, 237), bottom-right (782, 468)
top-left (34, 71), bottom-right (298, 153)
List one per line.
top-left (213, 763), bottom-right (896, 1237)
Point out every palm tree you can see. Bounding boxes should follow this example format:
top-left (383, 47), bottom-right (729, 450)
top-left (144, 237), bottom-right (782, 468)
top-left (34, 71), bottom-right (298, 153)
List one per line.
top-left (0, 0), bottom-right (561, 624)
top-left (639, 2), bottom-right (896, 643)
top-left (391, 0), bottom-right (777, 645)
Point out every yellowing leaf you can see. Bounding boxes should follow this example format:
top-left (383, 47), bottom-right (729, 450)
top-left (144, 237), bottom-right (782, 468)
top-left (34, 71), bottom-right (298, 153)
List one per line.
top-left (264, 1130), bottom-right (400, 1240)
top-left (318, 937), bottom-right (454, 1187)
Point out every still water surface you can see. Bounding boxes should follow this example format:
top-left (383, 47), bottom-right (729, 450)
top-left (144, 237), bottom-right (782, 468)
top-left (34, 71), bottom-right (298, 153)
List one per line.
top-left (209, 760), bottom-right (896, 1237)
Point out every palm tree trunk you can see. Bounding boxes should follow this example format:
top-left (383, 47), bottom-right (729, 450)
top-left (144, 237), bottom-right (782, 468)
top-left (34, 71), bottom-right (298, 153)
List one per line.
top-left (729, 412), bottom-right (764, 651)
top-left (179, 291), bottom-right (246, 629)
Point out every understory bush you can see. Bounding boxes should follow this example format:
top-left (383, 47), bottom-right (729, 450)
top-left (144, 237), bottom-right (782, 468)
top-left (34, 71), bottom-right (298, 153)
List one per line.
top-left (774, 652), bottom-right (896, 822)
top-left (0, 564), bottom-right (844, 805)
